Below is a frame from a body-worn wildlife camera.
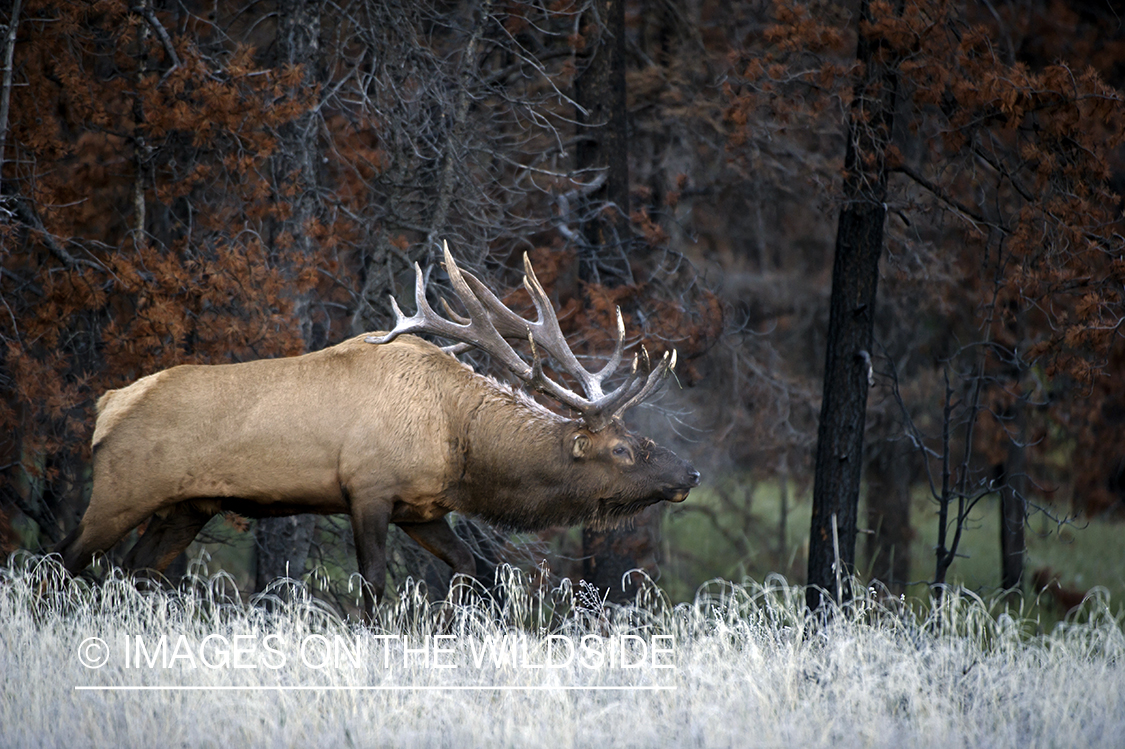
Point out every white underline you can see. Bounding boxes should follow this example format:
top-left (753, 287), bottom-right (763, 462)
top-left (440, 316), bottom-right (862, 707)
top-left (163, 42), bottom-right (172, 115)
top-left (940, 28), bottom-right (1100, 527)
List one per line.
top-left (75, 685), bottom-right (676, 692)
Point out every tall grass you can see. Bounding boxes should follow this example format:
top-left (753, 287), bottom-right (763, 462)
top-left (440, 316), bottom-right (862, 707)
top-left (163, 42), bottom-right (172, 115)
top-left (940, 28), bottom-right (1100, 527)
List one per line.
top-left (3, 553), bottom-right (1124, 748)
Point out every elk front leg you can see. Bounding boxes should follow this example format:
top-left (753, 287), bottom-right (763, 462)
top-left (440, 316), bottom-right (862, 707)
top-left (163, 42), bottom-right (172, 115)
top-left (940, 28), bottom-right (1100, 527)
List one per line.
top-left (349, 498), bottom-right (392, 625)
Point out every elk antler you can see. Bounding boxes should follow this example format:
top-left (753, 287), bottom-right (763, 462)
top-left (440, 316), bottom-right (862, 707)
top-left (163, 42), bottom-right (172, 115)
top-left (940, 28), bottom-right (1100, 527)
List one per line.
top-left (365, 241), bottom-right (677, 431)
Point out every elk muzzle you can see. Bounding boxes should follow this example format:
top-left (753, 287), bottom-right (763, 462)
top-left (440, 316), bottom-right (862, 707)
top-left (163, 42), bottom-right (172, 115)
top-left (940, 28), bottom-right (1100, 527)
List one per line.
top-left (664, 465), bottom-right (701, 503)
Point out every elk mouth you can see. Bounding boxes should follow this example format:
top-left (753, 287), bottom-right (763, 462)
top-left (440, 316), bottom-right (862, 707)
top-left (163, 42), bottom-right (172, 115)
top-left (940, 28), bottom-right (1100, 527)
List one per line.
top-left (664, 468), bottom-right (700, 503)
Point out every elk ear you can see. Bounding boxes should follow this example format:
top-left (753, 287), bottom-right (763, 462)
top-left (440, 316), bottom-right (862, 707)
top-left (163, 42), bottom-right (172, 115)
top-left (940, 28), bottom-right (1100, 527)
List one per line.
top-left (571, 433), bottom-right (592, 459)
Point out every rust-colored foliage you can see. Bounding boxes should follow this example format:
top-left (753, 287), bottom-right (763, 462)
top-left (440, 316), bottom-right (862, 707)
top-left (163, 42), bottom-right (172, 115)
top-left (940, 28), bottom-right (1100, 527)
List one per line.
top-left (726, 0), bottom-right (1125, 516)
top-left (0, 2), bottom-right (352, 539)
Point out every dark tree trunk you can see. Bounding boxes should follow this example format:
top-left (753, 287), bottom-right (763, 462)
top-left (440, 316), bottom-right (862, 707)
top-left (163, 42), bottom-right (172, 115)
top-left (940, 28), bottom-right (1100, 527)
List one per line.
top-left (582, 505), bottom-right (662, 603)
top-left (254, 0), bottom-right (323, 592)
top-left (255, 516), bottom-right (316, 591)
top-left (865, 440), bottom-right (913, 595)
top-left (806, 0), bottom-right (900, 613)
top-left (576, 0), bottom-right (658, 604)
top-left (806, 206), bottom-right (884, 610)
top-left (1000, 403), bottom-right (1027, 591)
top-left (574, 0), bottom-right (630, 282)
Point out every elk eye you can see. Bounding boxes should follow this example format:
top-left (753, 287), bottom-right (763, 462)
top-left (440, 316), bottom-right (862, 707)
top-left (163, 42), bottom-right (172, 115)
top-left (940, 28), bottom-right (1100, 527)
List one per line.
top-left (613, 446), bottom-right (629, 457)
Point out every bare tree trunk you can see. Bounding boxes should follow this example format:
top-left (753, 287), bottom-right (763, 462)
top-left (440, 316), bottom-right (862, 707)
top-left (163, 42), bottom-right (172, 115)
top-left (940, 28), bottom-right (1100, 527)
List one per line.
top-left (582, 507), bottom-right (661, 602)
top-left (865, 440), bottom-right (912, 595)
top-left (130, 0), bottom-right (150, 248)
top-left (425, 0), bottom-right (492, 250)
top-left (0, 0), bottom-right (23, 207)
top-left (806, 0), bottom-right (900, 613)
top-left (778, 460), bottom-right (789, 567)
top-left (1000, 401), bottom-right (1027, 591)
top-left (574, 0), bottom-right (631, 282)
top-left (254, 0), bottom-right (323, 592)
top-left (349, 0), bottom-right (494, 336)
top-left (576, 0), bottom-right (658, 604)
top-left (255, 516), bottom-right (315, 592)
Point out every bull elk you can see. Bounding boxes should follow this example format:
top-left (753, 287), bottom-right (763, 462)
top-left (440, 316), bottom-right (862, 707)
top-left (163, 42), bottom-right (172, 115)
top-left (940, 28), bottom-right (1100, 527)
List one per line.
top-left (56, 243), bottom-right (699, 618)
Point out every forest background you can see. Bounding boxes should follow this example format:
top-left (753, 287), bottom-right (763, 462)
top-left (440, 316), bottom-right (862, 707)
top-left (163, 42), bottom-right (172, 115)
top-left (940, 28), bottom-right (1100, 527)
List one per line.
top-left (2, 0), bottom-right (1124, 617)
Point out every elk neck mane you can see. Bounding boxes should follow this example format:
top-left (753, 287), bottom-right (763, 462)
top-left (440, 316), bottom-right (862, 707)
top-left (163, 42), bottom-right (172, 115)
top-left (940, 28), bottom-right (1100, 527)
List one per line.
top-left (463, 368), bottom-right (571, 454)
top-left (453, 367), bottom-right (601, 531)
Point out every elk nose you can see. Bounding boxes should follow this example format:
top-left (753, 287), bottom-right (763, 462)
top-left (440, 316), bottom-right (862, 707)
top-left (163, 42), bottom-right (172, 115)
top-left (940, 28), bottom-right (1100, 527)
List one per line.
top-left (687, 469), bottom-right (701, 486)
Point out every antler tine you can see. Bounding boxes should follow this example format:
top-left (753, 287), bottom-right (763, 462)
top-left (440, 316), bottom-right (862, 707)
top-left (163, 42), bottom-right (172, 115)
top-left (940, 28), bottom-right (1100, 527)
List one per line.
top-left (363, 248), bottom-right (518, 365)
top-left (594, 307), bottom-right (627, 382)
top-left (441, 242), bottom-right (621, 413)
top-left (518, 253), bottom-right (608, 396)
top-left (365, 241), bottom-right (679, 431)
top-left (440, 297), bottom-right (470, 326)
top-left (366, 242), bottom-right (597, 415)
top-left (365, 262), bottom-right (444, 345)
top-left (430, 241), bottom-right (541, 384)
top-left (455, 256), bottom-right (576, 375)
top-left (460, 250), bottom-right (676, 428)
top-left (463, 251), bottom-right (623, 401)
top-left (609, 349), bottom-right (677, 422)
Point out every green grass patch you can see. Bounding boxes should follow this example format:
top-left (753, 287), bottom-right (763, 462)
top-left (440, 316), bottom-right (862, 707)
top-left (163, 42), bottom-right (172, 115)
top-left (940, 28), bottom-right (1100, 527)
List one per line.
top-left (663, 477), bottom-right (1125, 616)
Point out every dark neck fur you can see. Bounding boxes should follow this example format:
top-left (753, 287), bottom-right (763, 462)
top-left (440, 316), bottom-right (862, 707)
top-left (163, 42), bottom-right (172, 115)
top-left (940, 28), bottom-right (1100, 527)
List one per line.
top-left (454, 379), bottom-right (602, 531)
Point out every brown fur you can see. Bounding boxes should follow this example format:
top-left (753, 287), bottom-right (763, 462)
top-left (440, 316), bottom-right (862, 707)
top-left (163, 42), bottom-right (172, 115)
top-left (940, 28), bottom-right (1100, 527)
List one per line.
top-left (56, 333), bottom-right (699, 619)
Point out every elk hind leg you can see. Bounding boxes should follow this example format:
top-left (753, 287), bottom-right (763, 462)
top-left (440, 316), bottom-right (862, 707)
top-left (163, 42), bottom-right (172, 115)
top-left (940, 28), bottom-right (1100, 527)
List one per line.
top-left (55, 500), bottom-right (164, 575)
top-left (398, 518), bottom-right (476, 580)
top-left (399, 518), bottom-right (478, 609)
top-left (123, 504), bottom-right (213, 575)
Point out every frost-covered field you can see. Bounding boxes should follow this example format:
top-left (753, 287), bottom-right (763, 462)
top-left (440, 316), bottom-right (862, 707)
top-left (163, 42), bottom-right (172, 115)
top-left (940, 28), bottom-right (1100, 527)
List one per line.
top-left (3, 556), bottom-right (1124, 748)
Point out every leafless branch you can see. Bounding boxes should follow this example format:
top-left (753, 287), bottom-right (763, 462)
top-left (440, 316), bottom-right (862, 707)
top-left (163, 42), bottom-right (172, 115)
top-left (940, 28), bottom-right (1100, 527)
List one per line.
top-left (12, 198), bottom-right (102, 270)
top-left (893, 162), bottom-right (1002, 234)
top-left (130, 4), bottom-right (181, 82)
